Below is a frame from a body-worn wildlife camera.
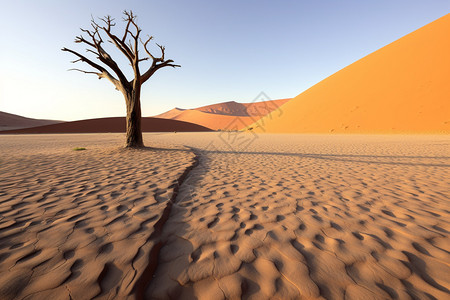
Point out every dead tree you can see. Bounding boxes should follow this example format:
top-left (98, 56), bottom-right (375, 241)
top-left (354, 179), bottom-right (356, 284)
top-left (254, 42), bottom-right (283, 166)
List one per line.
top-left (62, 11), bottom-right (180, 148)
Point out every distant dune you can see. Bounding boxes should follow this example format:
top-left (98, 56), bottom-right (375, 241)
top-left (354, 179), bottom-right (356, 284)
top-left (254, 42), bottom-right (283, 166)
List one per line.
top-left (0, 111), bottom-right (62, 131)
top-left (251, 14), bottom-right (450, 134)
top-left (193, 99), bottom-right (291, 117)
top-left (160, 109), bottom-right (258, 131)
top-left (0, 117), bottom-right (212, 134)
top-left (155, 99), bottom-right (290, 130)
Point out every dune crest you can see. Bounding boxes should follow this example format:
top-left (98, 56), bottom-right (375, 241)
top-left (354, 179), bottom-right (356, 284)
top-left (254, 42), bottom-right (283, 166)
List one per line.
top-left (155, 99), bottom-right (290, 130)
top-left (0, 111), bottom-right (62, 131)
top-left (251, 14), bottom-right (450, 134)
top-left (0, 117), bottom-right (211, 134)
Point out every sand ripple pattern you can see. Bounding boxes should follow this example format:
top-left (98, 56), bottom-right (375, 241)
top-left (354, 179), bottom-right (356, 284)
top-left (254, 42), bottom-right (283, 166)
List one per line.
top-left (0, 135), bottom-right (195, 299)
top-left (147, 133), bottom-right (450, 299)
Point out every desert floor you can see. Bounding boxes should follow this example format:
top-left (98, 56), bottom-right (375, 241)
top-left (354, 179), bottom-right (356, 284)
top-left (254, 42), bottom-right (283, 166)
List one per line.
top-left (0, 133), bottom-right (449, 299)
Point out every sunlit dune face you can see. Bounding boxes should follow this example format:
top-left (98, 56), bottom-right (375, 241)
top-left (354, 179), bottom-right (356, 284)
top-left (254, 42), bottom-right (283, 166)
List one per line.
top-left (253, 14), bottom-right (450, 134)
top-left (155, 99), bottom-right (291, 130)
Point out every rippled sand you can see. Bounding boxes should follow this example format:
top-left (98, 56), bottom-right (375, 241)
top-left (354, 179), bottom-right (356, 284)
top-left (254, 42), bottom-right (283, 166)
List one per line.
top-left (1, 133), bottom-right (449, 299)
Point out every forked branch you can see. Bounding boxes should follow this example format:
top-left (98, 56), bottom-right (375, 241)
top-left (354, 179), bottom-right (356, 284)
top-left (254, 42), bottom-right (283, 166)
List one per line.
top-left (63, 10), bottom-right (180, 90)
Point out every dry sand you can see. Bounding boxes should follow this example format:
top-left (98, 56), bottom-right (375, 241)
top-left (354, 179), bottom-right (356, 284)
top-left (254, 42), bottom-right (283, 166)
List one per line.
top-left (0, 133), bottom-right (449, 299)
top-left (252, 14), bottom-right (450, 134)
top-left (0, 134), bottom-right (196, 299)
top-left (155, 99), bottom-right (290, 131)
top-left (0, 111), bottom-right (61, 132)
top-left (157, 109), bottom-right (258, 131)
top-left (0, 117), bottom-right (211, 134)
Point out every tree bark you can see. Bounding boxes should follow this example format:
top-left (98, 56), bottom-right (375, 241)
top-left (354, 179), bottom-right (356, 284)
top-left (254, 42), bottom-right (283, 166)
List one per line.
top-left (62, 11), bottom-right (180, 148)
top-left (125, 87), bottom-right (144, 148)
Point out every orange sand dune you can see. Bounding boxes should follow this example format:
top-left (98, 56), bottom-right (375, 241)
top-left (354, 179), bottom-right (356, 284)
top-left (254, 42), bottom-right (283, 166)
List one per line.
top-left (0, 117), bottom-right (212, 134)
top-left (155, 99), bottom-right (290, 130)
top-left (193, 99), bottom-right (290, 117)
top-left (0, 111), bottom-right (62, 131)
top-left (164, 109), bottom-right (258, 131)
top-left (252, 14), bottom-right (450, 134)
top-left (241, 99), bottom-right (290, 116)
top-left (157, 108), bottom-right (186, 119)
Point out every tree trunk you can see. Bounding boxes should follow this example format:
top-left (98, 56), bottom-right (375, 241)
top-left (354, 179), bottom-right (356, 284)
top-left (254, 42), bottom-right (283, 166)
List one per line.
top-left (125, 88), bottom-right (144, 148)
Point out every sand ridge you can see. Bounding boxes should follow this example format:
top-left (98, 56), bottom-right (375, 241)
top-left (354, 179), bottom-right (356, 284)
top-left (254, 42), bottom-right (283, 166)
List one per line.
top-left (0, 134), bottom-right (197, 299)
top-left (193, 99), bottom-right (291, 117)
top-left (0, 133), bottom-right (449, 299)
top-left (0, 111), bottom-right (61, 131)
top-left (0, 117), bottom-right (212, 134)
top-left (251, 14), bottom-right (450, 134)
top-left (155, 99), bottom-right (290, 131)
top-left (146, 133), bottom-right (450, 299)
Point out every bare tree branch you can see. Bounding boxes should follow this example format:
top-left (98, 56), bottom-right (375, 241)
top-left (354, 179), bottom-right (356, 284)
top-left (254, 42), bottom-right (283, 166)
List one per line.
top-left (62, 47), bottom-right (105, 73)
top-left (77, 23), bottom-right (131, 88)
top-left (62, 10), bottom-right (180, 148)
top-left (156, 43), bottom-right (165, 61)
top-left (141, 36), bottom-right (157, 61)
top-left (100, 19), bottom-right (135, 63)
top-left (62, 47), bottom-right (121, 90)
top-left (140, 59), bottom-right (181, 84)
top-left (68, 68), bottom-right (100, 75)
top-left (63, 11), bottom-right (180, 88)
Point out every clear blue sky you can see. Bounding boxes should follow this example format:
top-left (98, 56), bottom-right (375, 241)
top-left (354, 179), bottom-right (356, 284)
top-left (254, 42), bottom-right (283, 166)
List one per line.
top-left (0, 1), bottom-right (448, 121)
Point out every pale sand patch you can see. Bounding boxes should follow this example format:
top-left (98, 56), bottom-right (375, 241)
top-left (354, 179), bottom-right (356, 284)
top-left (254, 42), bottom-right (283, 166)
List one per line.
top-left (0, 133), bottom-right (449, 299)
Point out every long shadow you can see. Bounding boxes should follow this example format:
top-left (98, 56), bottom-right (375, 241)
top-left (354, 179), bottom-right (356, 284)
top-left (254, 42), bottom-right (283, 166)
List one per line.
top-left (142, 146), bottom-right (266, 298)
top-left (131, 145), bottom-right (199, 299)
top-left (126, 145), bottom-right (449, 167)
top-left (186, 147), bottom-right (450, 168)
top-left (131, 144), bottom-right (449, 297)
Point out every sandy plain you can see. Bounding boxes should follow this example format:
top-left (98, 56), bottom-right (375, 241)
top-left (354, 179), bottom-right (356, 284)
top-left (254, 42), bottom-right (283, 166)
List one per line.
top-left (0, 132), bottom-right (449, 299)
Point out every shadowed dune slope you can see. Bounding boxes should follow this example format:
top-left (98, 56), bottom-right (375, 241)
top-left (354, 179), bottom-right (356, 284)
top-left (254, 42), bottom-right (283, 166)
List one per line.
top-left (164, 110), bottom-right (258, 131)
top-left (252, 14), bottom-right (450, 134)
top-left (0, 117), bottom-right (212, 134)
top-left (194, 99), bottom-right (291, 116)
top-left (0, 111), bottom-right (62, 131)
top-left (155, 99), bottom-right (290, 130)
top-left (156, 108), bottom-right (186, 119)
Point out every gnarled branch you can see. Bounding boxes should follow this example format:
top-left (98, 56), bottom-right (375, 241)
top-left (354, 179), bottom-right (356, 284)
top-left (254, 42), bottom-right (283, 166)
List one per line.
top-left (140, 59), bottom-right (181, 84)
top-left (63, 10), bottom-right (180, 91)
top-left (62, 47), bottom-right (121, 91)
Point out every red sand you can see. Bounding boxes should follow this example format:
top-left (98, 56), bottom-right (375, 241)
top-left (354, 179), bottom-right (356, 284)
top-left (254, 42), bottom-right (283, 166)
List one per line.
top-left (155, 99), bottom-right (290, 130)
top-left (0, 117), bottom-right (212, 134)
top-left (0, 111), bottom-right (61, 131)
top-left (193, 99), bottom-right (291, 117)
